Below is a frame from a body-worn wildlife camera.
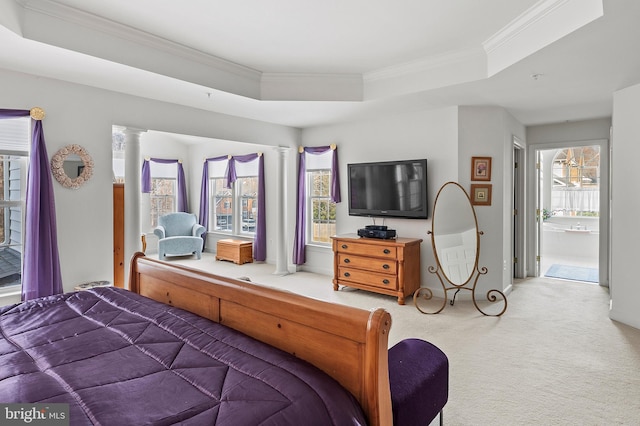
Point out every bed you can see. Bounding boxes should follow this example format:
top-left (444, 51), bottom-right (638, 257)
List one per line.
top-left (0, 253), bottom-right (395, 425)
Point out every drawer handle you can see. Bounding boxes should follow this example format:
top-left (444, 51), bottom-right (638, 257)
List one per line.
top-left (344, 258), bottom-right (350, 264)
top-left (383, 249), bottom-right (391, 254)
top-left (344, 272), bottom-right (351, 278)
top-left (382, 264), bottom-right (390, 269)
top-left (342, 244), bottom-right (348, 249)
top-left (382, 279), bottom-right (390, 285)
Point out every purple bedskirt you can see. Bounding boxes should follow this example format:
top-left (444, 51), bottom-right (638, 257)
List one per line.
top-left (0, 287), bottom-right (367, 425)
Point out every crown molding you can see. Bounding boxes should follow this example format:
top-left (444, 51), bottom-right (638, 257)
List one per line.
top-left (1, 0), bottom-right (25, 36)
top-left (482, 0), bottom-right (603, 76)
top-left (17, 0), bottom-right (261, 81)
top-left (483, 0), bottom-right (570, 55)
top-left (10, 0), bottom-right (603, 105)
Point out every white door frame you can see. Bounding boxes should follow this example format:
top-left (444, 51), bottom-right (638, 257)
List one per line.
top-left (527, 139), bottom-right (609, 286)
top-left (513, 137), bottom-right (526, 279)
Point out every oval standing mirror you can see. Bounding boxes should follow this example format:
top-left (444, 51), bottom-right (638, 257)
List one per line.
top-left (414, 181), bottom-right (507, 316)
top-left (51, 144), bottom-right (94, 189)
top-left (432, 182), bottom-right (478, 286)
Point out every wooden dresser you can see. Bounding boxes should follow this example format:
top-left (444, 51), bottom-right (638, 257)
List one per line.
top-left (332, 234), bottom-right (422, 305)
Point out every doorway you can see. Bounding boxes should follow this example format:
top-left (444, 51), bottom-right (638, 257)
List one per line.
top-left (513, 138), bottom-right (526, 279)
top-left (533, 140), bottom-right (609, 285)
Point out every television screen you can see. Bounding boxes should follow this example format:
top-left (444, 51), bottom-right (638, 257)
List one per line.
top-left (348, 159), bottom-right (428, 219)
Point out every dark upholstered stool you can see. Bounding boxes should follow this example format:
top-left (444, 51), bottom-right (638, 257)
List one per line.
top-left (388, 338), bottom-right (449, 425)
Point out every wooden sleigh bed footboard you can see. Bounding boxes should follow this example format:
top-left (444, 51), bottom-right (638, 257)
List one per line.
top-left (129, 252), bottom-right (393, 426)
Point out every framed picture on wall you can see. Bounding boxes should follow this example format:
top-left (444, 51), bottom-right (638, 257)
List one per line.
top-left (471, 156), bottom-right (492, 181)
top-left (470, 184), bottom-right (492, 206)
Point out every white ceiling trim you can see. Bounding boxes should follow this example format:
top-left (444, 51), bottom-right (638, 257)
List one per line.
top-left (483, 0), bottom-right (573, 53)
top-left (7, 0), bottom-right (607, 108)
top-left (363, 48), bottom-right (488, 100)
top-left (0, 0), bottom-right (24, 35)
top-left (16, 0), bottom-right (261, 80)
top-left (483, 0), bottom-right (604, 75)
top-left (12, 0), bottom-right (574, 104)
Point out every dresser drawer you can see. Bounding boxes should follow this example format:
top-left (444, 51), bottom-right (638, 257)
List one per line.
top-left (338, 267), bottom-right (398, 290)
top-left (332, 235), bottom-right (422, 305)
top-left (335, 241), bottom-right (397, 259)
top-left (338, 253), bottom-right (397, 275)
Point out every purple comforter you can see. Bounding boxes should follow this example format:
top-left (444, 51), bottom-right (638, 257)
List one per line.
top-left (0, 287), bottom-right (367, 425)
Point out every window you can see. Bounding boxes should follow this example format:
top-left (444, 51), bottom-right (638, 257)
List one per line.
top-left (551, 146), bottom-right (600, 217)
top-left (239, 176), bottom-right (258, 232)
top-left (306, 151), bottom-right (336, 245)
top-left (146, 161), bottom-right (179, 229)
top-left (211, 177), bottom-right (232, 232)
top-left (208, 160), bottom-right (258, 235)
top-left (150, 178), bottom-right (176, 228)
top-left (112, 129), bottom-right (125, 184)
top-left (0, 117), bottom-right (29, 291)
top-left (307, 169), bottom-right (336, 244)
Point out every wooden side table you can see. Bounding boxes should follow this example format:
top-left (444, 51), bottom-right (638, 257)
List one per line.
top-left (216, 239), bottom-right (253, 265)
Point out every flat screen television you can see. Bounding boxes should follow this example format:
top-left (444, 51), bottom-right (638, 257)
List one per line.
top-left (348, 159), bottom-right (428, 219)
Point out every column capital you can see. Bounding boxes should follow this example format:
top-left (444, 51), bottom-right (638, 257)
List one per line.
top-left (273, 146), bottom-right (290, 156)
top-left (120, 127), bottom-right (148, 138)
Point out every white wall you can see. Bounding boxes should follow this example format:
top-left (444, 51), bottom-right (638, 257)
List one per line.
top-left (0, 67), bottom-right (298, 304)
top-left (301, 105), bottom-right (525, 300)
top-left (610, 83), bottom-right (640, 329)
top-left (301, 107), bottom-right (460, 280)
top-left (527, 118), bottom-right (612, 143)
top-left (458, 106), bottom-right (526, 295)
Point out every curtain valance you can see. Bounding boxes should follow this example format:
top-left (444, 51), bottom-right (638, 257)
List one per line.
top-left (199, 154), bottom-right (266, 261)
top-left (141, 157), bottom-right (188, 212)
top-left (292, 145), bottom-right (340, 265)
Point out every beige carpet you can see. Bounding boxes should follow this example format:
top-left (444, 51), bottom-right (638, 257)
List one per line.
top-left (172, 253), bottom-right (640, 425)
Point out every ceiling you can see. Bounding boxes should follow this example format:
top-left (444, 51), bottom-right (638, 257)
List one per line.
top-left (1, 0), bottom-right (639, 128)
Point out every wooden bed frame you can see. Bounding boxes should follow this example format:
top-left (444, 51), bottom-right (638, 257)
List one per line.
top-left (129, 252), bottom-right (393, 426)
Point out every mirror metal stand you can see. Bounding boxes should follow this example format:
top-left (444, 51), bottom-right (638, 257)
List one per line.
top-left (413, 181), bottom-right (507, 317)
top-left (414, 230), bottom-right (507, 316)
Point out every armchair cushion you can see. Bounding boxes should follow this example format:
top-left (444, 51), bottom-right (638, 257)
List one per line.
top-left (154, 213), bottom-right (205, 260)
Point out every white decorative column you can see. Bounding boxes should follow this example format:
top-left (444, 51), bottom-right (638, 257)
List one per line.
top-left (122, 127), bottom-right (146, 287)
top-left (273, 146), bottom-right (290, 275)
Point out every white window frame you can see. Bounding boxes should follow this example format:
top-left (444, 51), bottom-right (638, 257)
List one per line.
top-left (0, 117), bottom-right (29, 293)
top-left (145, 161), bottom-right (179, 230)
top-left (305, 151), bottom-right (336, 246)
top-left (210, 177), bottom-right (233, 233)
top-left (208, 160), bottom-right (258, 236)
top-left (149, 177), bottom-right (177, 228)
